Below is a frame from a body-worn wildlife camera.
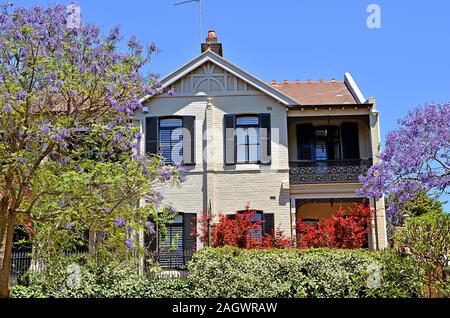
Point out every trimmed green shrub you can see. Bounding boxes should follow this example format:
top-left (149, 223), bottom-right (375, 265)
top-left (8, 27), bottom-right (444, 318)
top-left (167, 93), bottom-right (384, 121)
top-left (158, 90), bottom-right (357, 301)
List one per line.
top-left (187, 247), bottom-right (424, 298)
top-left (369, 250), bottom-right (424, 298)
top-left (12, 248), bottom-right (426, 298)
top-left (11, 254), bottom-right (191, 298)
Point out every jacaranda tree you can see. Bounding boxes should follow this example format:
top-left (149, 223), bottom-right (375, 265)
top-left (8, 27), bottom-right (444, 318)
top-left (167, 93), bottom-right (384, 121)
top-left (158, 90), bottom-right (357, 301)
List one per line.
top-left (0, 3), bottom-right (182, 297)
top-left (359, 102), bottom-right (450, 227)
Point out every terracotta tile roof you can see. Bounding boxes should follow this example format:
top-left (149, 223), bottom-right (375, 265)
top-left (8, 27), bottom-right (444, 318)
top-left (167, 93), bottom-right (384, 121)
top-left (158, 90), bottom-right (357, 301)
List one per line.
top-left (269, 79), bottom-right (357, 105)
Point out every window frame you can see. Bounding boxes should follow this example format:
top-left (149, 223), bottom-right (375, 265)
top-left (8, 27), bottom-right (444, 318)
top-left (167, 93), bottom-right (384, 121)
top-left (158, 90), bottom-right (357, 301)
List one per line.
top-left (235, 115), bottom-right (261, 164)
top-left (297, 123), bottom-right (362, 161)
top-left (236, 210), bottom-right (265, 238)
top-left (158, 116), bottom-right (184, 165)
top-left (159, 215), bottom-right (184, 253)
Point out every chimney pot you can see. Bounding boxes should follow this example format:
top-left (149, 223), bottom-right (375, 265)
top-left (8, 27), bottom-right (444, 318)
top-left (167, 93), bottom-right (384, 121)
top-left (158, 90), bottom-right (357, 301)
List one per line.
top-left (201, 30), bottom-right (223, 56)
top-left (208, 30), bottom-right (216, 39)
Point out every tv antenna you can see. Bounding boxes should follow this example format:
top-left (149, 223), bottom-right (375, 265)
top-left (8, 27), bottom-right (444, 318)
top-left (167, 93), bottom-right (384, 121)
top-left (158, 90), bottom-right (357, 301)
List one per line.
top-left (174, 0), bottom-right (203, 43)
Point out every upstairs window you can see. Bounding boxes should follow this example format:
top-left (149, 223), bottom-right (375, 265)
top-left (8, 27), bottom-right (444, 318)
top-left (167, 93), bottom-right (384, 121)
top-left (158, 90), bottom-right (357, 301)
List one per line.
top-left (297, 123), bottom-right (360, 161)
top-left (314, 126), bottom-right (341, 161)
top-left (145, 116), bottom-right (195, 165)
top-left (224, 114), bottom-right (271, 165)
top-left (236, 116), bottom-right (261, 164)
top-left (159, 118), bottom-right (183, 164)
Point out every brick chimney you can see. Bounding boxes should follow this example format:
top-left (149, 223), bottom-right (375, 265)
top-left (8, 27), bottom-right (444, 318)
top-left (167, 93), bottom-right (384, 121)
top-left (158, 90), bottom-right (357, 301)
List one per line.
top-left (201, 30), bottom-right (223, 56)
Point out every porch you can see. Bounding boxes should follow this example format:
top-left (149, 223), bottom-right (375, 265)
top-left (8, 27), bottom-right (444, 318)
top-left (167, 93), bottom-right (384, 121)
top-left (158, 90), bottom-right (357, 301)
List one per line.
top-left (287, 115), bottom-right (374, 185)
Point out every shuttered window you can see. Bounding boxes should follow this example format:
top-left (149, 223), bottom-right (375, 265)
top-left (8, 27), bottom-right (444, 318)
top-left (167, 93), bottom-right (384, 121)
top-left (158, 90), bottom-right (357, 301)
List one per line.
top-left (146, 116), bottom-right (195, 165)
top-left (224, 114), bottom-right (271, 165)
top-left (297, 124), bottom-right (314, 160)
top-left (235, 211), bottom-right (274, 239)
top-left (341, 123), bottom-right (360, 159)
top-left (236, 116), bottom-right (260, 164)
top-left (159, 215), bottom-right (184, 268)
top-left (159, 118), bottom-right (183, 164)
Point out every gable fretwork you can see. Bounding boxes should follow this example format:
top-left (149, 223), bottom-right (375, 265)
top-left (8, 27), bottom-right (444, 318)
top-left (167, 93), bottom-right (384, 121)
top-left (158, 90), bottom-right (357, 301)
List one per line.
top-left (171, 62), bottom-right (258, 95)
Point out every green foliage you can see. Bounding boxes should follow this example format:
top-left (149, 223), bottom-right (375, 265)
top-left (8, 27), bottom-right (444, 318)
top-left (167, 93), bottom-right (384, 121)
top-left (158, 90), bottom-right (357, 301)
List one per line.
top-left (398, 193), bottom-right (444, 218)
top-left (187, 247), bottom-right (425, 298)
top-left (11, 254), bottom-right (191, 298)
top-left (368, 250), bottom-right (424, 298)
top-left (12, 248), bottom-right (429, 298)
top-left (394, 210), bottom-right (450, 297)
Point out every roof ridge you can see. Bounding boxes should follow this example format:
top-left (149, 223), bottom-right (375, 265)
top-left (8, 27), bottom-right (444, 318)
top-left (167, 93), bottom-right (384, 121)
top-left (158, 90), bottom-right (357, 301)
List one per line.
top-left (270, 79), bottom-right (343, 85)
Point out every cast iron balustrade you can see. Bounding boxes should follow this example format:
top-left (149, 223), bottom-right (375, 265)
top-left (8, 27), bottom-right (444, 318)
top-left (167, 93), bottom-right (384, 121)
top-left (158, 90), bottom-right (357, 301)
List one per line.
top-left (289, 159), bottom-right (373, 184)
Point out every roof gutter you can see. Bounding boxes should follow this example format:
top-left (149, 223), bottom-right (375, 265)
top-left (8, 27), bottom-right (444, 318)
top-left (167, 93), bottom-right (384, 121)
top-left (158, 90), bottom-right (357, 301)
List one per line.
top-left (288, 103), bottom-right (374, 110)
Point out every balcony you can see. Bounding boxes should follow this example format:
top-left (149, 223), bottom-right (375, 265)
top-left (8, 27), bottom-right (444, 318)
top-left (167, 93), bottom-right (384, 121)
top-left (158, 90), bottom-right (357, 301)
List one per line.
top-left (289, 159), bottom-right (373, 185)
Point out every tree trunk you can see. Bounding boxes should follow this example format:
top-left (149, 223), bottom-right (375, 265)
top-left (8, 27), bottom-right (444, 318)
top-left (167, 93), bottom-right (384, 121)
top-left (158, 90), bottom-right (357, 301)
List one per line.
top-left (0, 195), bottom-right (9, 266)
top-left (0, 211), bottom-right (16, 298)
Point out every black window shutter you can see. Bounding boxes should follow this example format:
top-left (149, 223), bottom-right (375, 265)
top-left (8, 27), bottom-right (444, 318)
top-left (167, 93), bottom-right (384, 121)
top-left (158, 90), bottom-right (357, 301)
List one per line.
top-left (263, 213), bottom-right (275, 236)
top-left (227, 214), bottom-right (236, 221)
top-left (224, 114), bottom-right (236, 165)
top-left (145, 117), bottom-right (159, 155)
top-left (297, 124), bottom-right (314, 160)
top-left (260, 113), bottom-right (272, 165)
top-left (183, 213), bottom-right (197, 252)
top-left (341, 123), bottom-right (360, 159)
top-left (183, 116), bottom-right (195, 165)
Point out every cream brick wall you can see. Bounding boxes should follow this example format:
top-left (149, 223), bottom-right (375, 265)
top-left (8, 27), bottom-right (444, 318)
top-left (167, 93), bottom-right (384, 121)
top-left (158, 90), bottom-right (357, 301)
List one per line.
top-left (136, 83), bottom-right (387, 250)
top-left (137, 91), bottom-right (292, 242)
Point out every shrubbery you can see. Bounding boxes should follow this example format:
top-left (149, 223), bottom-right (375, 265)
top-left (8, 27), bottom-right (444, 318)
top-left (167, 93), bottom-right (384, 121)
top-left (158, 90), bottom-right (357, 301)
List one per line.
top-left (11, 254), bottom-right (191, 298)
top-left (187, 247), bottom-right (424, 298)
top-left (11, 247), bottom-right (427, 298)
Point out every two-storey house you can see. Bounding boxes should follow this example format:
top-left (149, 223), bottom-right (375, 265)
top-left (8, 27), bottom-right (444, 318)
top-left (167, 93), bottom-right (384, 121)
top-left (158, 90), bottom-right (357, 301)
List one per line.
top-left (136, 31), bottom-right (388, 262)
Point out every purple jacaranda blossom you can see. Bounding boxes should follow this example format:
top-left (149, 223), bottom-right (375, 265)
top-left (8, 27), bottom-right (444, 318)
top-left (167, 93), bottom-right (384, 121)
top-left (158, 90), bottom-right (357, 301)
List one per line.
top-left (167, 89), bottom-right (175, 97)
top-left (65, 223), bottom-right (73, 230)
top-left (125, 239), bottom-right (133, 250)
top-left (145, 192), bottom-right (164, 205)
top-left (18, 130), bottom-right (25, 138)
top-left (107, 25), bottom-right (120, 42)
top-left (40, 124), bottom-right (50, 136)
top-left (159, 167), bottom-right (172, 181)
top-left (102, 207), bottom-right (111, 214)
top-left (128, 36), bottom-right (142, 55)
top-left (149, 42), bottom-right (158, 53)
top-left (168, 207), bottom-right (177, 215)
top-left (174, 162), bottom-right (187, 174)
top-left (3, 104), bottom-right (12, 113)
top-left (44, 72), bottom-right (57, 82)
top-left (359, 102), bottom-right (450, 229)
top-left (145, 87), bottom-right (156, 96)
top-left (16, 91), bottom-right (27, 100)
top-left (50, 129), bottom-right (70, 142)
top-left (114, 218), bottom-right (126, 227)
top-left (90, 64), bottom-right (100, 74)
top-left (18, 157), bottom-right (28, 164)
top-left (127, 226), bottom-right (133, 234)
top-left (145, 221), bottom-right (156, 235)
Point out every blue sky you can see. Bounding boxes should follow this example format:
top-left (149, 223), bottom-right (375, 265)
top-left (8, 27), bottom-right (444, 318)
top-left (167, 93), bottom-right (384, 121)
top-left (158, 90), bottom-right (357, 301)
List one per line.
top-left (10, 0), bottom-right (450, 208)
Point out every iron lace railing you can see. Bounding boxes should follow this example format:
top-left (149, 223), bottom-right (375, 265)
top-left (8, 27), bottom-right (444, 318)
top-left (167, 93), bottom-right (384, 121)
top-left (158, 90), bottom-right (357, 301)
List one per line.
top-left (289, 159), bottom-right (373, 184)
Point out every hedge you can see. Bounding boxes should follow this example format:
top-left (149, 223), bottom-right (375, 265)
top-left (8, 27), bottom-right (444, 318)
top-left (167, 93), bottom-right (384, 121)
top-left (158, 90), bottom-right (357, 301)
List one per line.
top-left (187, 247), bottom-right (424, 298)
top-left (11, 256), bottom-right (191, 298)
top-left (12, 247), bottom-right (424, 298)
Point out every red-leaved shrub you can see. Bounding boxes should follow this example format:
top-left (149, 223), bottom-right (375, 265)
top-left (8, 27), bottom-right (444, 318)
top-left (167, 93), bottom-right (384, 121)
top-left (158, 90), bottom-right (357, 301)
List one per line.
top-left (196, 210), bottom-right (263, 249)
top-left (297, 204), bottom-right (374, 249)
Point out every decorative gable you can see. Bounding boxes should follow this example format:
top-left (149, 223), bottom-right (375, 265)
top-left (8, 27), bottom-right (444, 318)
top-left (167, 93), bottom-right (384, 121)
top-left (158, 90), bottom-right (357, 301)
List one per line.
top-left (171, 62), bottom-right (258, 94)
